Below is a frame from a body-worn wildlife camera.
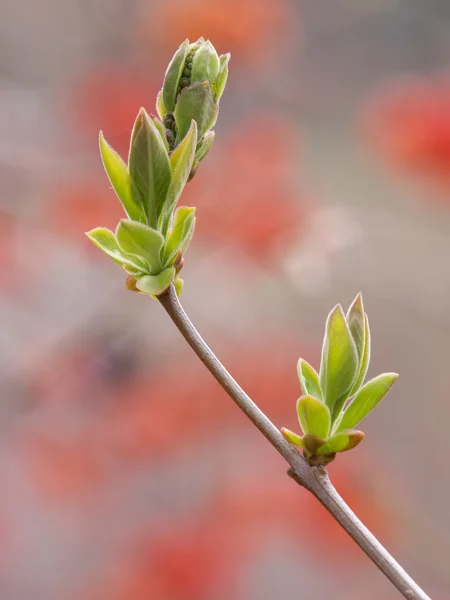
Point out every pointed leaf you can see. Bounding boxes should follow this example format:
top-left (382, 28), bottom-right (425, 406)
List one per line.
top-left (212, 53), bottom-right (230, 100)
top-left (156, 90), bottom-right (167, 120)
top-left (297, 358), bottom-right (323, 400)
top-left (115, 220), bottom-right (164, 274)
top-left (319, 305), bottom-right (359, 420)
top-left (99, 132), bottom-right (143, 222)
top-left (161, 120), bottom-right (198, 233)
top-left (349, 313), bottom-right (371, 396)
top-left (196, 131), bottom-right (215, 162)
top-left (280, 428), bottom-right (304, 447)
top-left (86, 227), bottom-right (148, 271)
top-left (135, 267), bottom-right (175, 296)
top-left (318, 430), bottom-right (365, 455)
top-left (346, 293), bottom-right (365, 364)
top-left (174, 81), bottom-right (217, 141)
top-left (297, 395), bottom-right (331, 438)
top-left (162, 39), bottom-right (189, 112)
top-left (337, 373), bottom-right (399, 432)
top-left (163, 206), bottom-right (196, 265)
top-left (128, 108), bottom-right (172, 227)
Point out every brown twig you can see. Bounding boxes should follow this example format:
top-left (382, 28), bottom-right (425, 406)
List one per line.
top-left (158, 283), bottom-right (431, 600)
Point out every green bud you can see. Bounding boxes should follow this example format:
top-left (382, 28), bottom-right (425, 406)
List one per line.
top-left (191, 40), bottom-right (220, 85)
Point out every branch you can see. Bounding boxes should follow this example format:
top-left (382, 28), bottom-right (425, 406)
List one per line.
top-left (158, 284), bottom-right (431, 600)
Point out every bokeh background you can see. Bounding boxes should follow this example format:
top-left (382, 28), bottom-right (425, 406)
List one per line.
top-left (1, 1), bottom-right (450, 598)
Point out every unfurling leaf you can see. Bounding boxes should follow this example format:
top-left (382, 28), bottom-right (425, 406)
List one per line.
top-left (317, 430), bottom-right (364, 455)
top-left (349, 313), bottom-right (371, 396)
top-left (346, 293), bottom-right (365, 365)
top-left (115, 220), bottom-right (164, 274)
top-left (191, 40), bottom-right (221, 85)
top-left (280, 428), bottom-right (304, 447)
top-left (163, 206), bottom-right (196, 265)
top-left (297, 395), bottom-right (331, 439)
top-left (128, 108), bottom-right (172, 227)
top-left (162, 39), bottom-right (189, 113)
top-left (99, 132), bottom-right (143, 222)
top-left (336, 373), bottom-right (399, 432)
top-left (297, 359), bottom-right (323, 400)
top-left (319, 305), bottom-right (359, 421)
top-left (135, 267), bottom-right (176, 296)
top-left (212, 53), bottom-right (231, 100)
top-left (161, 120), bottom-right (198, 233)
top-left (196, 131), bottom-right (215, 162)
top-left (86, 227), bottom-right (148, 271)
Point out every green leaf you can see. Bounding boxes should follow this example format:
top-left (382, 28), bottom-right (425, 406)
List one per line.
top-left (86, 227), bottom-right (148, 270)
top-left (161, 120), bottom-right (198, 234)
top-left (115, 220), bottom-right (164, 274)
top-left (196, 131), bottom-right (215, 162)
top-left (163, 206), bottom-right (196, 265)
top-left (191, 40), bottom-right (220, 85)
top-left (297, 395), bottom-right (331, 439)
top-left (162, 39), bottom-right (189, 112)
top-left (318, 430), bottom-right (365, 455)
top-left (280, 428), bottom-right (304, 447)
top-left (156, 90), bottom-right (167, 120)
top-left (346, 293), bottom-right (365, 365)
top-left (128, 108), bottom-right (172, 227)
top-left (212, 53), bottom-right (230, 100)
top-left (174, 82), bottom-right (217, 141)
top-left (99, 132), bottom-right (144, 222)
top-left (135, 267), bottom-right (175, 296)
top-left (319, 304), bottom-right (359, 421)
top-left (152, 116), bottom-right (169, 152)
top-left (349, 313), bottom-right (371, 396)
top-left (336, 373), bottom-right (398, 432)
top-left (297, 359), bottom-right (323, 401)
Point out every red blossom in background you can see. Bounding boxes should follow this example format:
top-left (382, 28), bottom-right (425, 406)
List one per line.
top-left (183, 117), bottom-right (310, 259)
top-left (363, 74), bottom-right (450, 186)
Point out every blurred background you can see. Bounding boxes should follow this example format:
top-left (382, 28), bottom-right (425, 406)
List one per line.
top-left (1, 0), bottom-right (450, 598)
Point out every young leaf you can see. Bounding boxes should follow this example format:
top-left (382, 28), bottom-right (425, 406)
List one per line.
top-left (337, 373), bottom-right (399, 432)
top-left (86, 227), bottom-right (148, 271)
top-left (160, 120), bottom-right (198, 234)
top-left (115, 220), bottom-right (164, 274)
top-left (163, 206), bottom-right (196, 265)
top-left (152, 116), bottom-right (170, 152)
top-left (297, 395), bottom-right (331, 439)
top-left (162, 39), bottom-right (189, 112)
top-left (280, 428), bottom-right (304, 447)
top-left (135, 267), bottom-right (175, 296)
top-left (156, 90), bottom-right (167, 120)
top-left (318, 430), bottom-right (365, 455)
top-left (196, 131), bottom-right (215, 162)
top-left (346, 293), bottom-right (365, 365)
top-left (99, 132), bottom-right (143, 222)
top-left (297, 359), bottom-right (323, 400)
top-left (191, 40), bottom-right (221, 85)
top-left (128, 108), bottom-right (172, 227)
top-left (319, 304), bottom-right (359, 420)
top-left (174, 82), bottom-right (217, 141)
top-left (212, 53), bottom-right (231, 100)
top-left (349, 313), bottom-right (371, 396)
